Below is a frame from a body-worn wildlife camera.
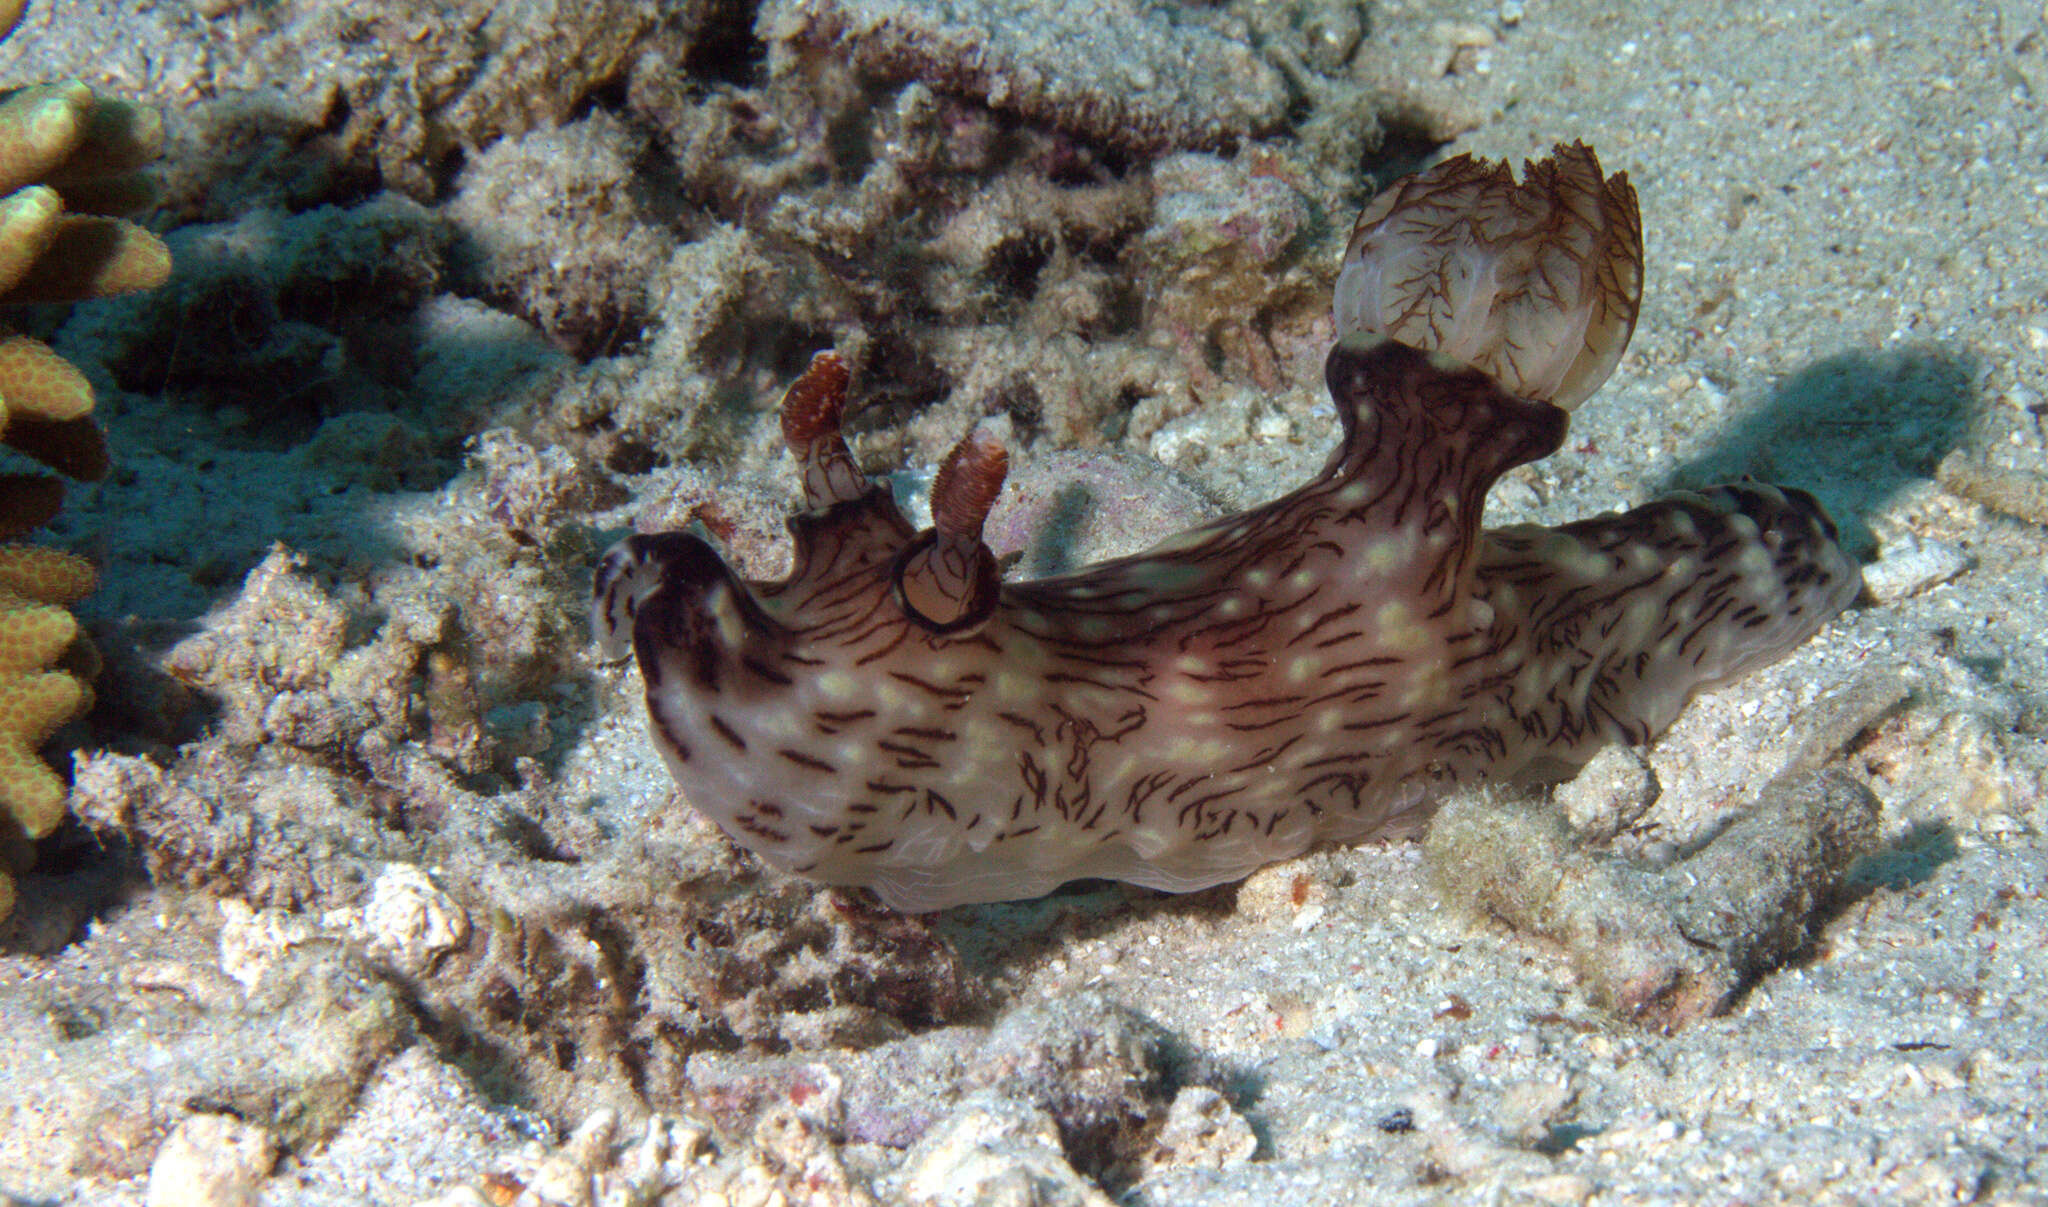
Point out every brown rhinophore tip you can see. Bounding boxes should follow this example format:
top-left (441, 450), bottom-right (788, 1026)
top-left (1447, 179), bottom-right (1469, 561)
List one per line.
top-left (779, 350), bottom-right (867, 508)
top-left (930, 427), bottom-right (1008, 541)
top-left (892, 428), bottom-right (1006, 633)
top-left (779, 351), bottom-right (850, 446)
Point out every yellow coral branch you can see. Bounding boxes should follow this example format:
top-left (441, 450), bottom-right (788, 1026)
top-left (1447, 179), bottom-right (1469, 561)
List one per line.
top-left (1, 214), bottom-right (168, 302)
top-left (0, 330), bottom-right (93, 426)
top-left (0, 184), bottom-right (58, 293)
top-left (0, 0), bottom-right (160, 920)
top-left (0, 668), bottom-right (89, 836)
top-left (0, 545), bottom-right (93, 604)
top-left (0, 82), bottom-right (90, 197)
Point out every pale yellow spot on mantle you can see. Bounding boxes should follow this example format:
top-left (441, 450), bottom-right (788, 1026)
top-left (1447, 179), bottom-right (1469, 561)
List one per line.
top-left (1375, 600), bottom-right (1427, 651)
top-left (994, 670), bottom-right (1038, 702)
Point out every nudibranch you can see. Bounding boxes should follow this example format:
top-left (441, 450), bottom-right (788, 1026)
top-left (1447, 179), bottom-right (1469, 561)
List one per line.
top-left (594, 144), bottom-right (1862, 911)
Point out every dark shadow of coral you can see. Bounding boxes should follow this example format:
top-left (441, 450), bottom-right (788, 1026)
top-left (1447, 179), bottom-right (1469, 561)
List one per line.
top-left (1655, 343), bottom-right (1979, 557)
top-left (0, 823), bottom-right (142, 956)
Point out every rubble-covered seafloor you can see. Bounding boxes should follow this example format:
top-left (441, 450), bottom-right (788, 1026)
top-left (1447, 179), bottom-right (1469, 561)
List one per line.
top-left (2, 0), bottom-right (2047, 1202)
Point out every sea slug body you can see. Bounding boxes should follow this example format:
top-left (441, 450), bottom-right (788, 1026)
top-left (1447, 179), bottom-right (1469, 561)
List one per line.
top-left (594, 144), bottom-right (1863, 911)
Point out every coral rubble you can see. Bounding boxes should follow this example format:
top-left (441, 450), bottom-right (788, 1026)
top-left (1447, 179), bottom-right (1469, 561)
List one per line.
top-left (760, 0), bottom-right (1289, 156)
top-left (1427, 769), bottom-right (1881, 1028)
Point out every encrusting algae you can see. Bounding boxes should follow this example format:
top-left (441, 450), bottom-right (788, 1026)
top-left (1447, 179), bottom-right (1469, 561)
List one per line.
top-left (0, 0), bottom-right (169, 918)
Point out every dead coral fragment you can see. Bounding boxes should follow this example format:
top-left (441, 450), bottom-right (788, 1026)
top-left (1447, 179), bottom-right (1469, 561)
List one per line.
top-left (143, 1113), bottom-right (278, 1207)
top-left (761, 0), bottom-right (1288, 154)
top-left (1935, 448), bottom-right (2048, 527)
top-left (207, 0), bottom-right (691, 202)
top-left (1426, 768), bottom-right (1881, 1029)
top-left (163, 546), bottom-right (450, 757)
top-left (445, 111), bottom-right (674, 355)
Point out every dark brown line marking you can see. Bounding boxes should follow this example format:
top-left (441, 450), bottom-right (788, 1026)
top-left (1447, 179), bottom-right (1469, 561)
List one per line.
top-left (650, 711), bottom-right (691, 764)
top-left (779, 748), bottom-right (837, 773)
top-left (742, 656), bottom-right (793, 686)
top-left (815, 708), bottom-right (877, 725)
top-left (889, 671), bottom-right (972, 700)
top-left (709, 714), bottom-right (747, 751)
top-left (1340, 713), bottom-right (1408, 732)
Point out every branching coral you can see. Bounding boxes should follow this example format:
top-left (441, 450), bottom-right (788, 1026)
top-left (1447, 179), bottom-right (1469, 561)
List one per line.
top-left (0, 8), bottom-right (169, 495)
top-left (0, 542), bottom-right (91, 915)
top-left (595, 144), bottom-right (1863, 911)
top-left (0, 0), bottom-right (169, 920)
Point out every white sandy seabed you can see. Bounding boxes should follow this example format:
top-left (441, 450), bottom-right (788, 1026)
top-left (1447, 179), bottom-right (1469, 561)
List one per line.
top-left (4, 0), bottom-right (2048, 1203)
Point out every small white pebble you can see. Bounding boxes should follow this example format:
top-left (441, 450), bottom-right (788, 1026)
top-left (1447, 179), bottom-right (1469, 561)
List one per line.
top-left (146, 1115), bottom-right (275, 1207)
top-left (1434, 20), bottom-right (1497, 47)
top-left (1253, 408), bottom-right (1294, 441)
